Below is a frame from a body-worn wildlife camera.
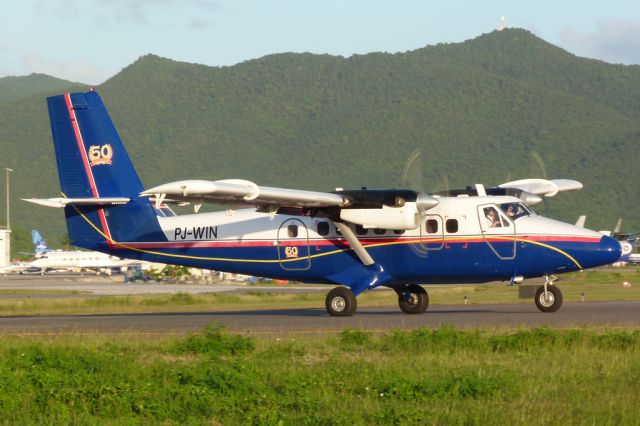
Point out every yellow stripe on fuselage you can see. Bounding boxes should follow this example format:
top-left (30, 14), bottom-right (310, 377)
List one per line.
top-left (72, 205), bottom-right (584, 269)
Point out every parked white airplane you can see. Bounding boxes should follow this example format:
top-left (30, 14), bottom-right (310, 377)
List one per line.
top-left (9, 230), bottom-right (141, 274)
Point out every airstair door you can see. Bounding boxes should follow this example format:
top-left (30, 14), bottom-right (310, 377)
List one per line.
top-left (277, 218), bottom-right (311, 270)
top-left (478, 204), bottom-right (516, 260)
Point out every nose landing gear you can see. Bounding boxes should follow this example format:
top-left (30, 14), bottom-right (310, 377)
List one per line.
top-left (535, 275), bottom-right (563, 312)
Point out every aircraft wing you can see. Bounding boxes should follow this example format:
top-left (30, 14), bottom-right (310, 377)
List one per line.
top-left (498, 179), bottom-right (582, 197)
top-left (140, 179), bottom-right (352, 209)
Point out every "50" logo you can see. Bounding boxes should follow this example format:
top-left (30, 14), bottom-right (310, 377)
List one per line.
top-left (284, 246), bottom-right (299, 258)
top-left (88, 144), bottom-right (113, 166)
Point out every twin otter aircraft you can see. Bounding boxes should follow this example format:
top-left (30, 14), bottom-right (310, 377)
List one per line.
top-left (27, 90), bottom-right (621, 316)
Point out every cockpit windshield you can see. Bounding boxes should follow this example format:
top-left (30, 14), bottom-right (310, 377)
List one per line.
top-left (498, 202), bottom-right (532, 220)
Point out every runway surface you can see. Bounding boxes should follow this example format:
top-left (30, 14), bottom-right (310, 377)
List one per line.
top-left (1, 301), bottom-right (639, 335)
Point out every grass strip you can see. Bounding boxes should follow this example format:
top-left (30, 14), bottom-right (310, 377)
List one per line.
top-left (0, 326), bottom-right (639, 424)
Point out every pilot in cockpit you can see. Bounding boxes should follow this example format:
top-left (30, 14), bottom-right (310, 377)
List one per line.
top-left (485, 207), bottom-right (501, 228)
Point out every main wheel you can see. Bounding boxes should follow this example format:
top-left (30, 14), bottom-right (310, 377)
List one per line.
top-left (397, 284), bottom-right (429, 314)
top-left (325, 287), bottom-right (357, 317)
top-left (534, 285), bottom-right (563, 312)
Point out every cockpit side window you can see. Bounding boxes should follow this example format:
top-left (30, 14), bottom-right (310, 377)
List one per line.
top-left (499, 202), bottom-right (530, 220)
top-left (483, 207), bottom-right (502, 228)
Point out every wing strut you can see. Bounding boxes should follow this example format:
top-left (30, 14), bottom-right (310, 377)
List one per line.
top-left (333, 222), bottom-right (374, 266)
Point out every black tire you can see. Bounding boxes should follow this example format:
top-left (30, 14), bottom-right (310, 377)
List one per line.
top-left (325, 287), bottom-right (357, 317)
top-left (534, 286), bottom-right (563, 312)
top-left (397, 284), bottom-right (429, 314)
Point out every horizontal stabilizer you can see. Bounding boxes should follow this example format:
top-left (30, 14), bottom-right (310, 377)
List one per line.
top-left (23, 197), bottom-right (131, 208)
top-left (498, 179), bottom-right (583, 197)
top-left (141, 179), bottom-right (352, 208)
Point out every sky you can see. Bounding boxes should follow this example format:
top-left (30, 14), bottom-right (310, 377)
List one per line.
top-left (2, 0), bottom-right (640, 85)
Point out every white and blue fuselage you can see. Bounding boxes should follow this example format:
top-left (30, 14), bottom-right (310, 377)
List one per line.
top-left (110, 195), bottom-right (620, 290)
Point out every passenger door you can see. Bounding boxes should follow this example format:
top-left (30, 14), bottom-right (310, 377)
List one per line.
top-left (277, 218), bottom-right (311, 270)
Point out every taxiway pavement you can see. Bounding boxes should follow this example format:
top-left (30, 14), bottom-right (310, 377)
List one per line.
top-left (1, 301), bottom-right (639, 335)
top-left (1, 274), bottom-right (639, 335)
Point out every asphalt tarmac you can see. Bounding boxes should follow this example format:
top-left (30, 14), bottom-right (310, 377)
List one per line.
top-left (1, 301), bottom-right (639, 335)
top-left (1, 274), bottom-right (639, 335)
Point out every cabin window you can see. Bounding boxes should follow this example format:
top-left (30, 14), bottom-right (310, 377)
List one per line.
top-left (426, 219), bottom-right (438, 233)
top-left (288, 225), bottom-right (298, 238)
top-left (355, 224), bottom-right (368, 236)
top-left (446, 219), bottom-right (458, 233)
top-left (317, 221), bottom-right (329, 236)
top-left (374, 228), bottom-right (386, 235)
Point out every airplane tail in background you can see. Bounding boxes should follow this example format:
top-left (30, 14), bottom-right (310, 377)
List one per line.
top-left (46, 90), bottom-right (165, 250)
top-left (31, 230), bottom-right (50, 255)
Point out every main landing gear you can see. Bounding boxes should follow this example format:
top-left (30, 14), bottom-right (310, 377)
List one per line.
top-left (395, 284), bottom-right (429, 314)
top-left (534, 275), bottom-right (563, 313)
top-left (324, 284), bottom-right (430, 316)
top-left (325, 287), bottom-right (358, 317)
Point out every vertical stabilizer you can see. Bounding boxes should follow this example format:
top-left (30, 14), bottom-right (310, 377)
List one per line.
top-left (31, 230), bottom-right (50, 255)
top-left (47, 90), bottom-right (165, 250)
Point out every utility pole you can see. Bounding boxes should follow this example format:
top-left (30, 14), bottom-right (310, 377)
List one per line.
top-left (5, 168), bottom-right (12, 231)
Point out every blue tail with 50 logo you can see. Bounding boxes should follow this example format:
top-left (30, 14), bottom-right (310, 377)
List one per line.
top-left (47, 91), bottom-right (165, 250)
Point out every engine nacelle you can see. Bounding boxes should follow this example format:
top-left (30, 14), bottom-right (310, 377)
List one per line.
top-left (339, 204), bottom-right (420, 230)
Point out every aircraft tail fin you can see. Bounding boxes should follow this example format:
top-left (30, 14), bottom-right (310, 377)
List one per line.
top-left (31, 229), bottom-right (50, 255)
top-left (613, 218), bottom-right (623, 234)
top-left (46, 90), bottom-right (165, 250)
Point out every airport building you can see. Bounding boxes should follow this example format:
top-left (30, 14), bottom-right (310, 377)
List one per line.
top-left (0, 230), bottom-right (9, 267)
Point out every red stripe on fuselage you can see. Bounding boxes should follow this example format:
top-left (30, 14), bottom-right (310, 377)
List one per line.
top-left (116, 234), bottom-right (602, 250)
top-left (63, 93), bottom-right (113, 244)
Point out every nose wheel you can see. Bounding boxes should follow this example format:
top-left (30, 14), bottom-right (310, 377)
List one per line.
top-left (534, 276), bottom-right (563, 312)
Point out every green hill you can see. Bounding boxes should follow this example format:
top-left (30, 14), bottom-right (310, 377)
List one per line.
top-left (1, 28), bottom-right (639, 256)
top-left (0, 73), bottom-right (81, 104)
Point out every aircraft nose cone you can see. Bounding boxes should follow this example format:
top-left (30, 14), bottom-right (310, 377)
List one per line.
top-left (596, 235), bottom-right (622, 266)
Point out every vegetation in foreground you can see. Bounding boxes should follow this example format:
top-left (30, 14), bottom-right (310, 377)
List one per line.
top-left (0, 326), bottom-right (639, 424)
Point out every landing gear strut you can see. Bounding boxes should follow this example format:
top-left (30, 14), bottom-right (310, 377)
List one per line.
top-left (534, 275), bottom-right (563, 312)
top-left (325, 287), bottom-right (357, 317)
top-left (396, 284), bottom-right (429, 314)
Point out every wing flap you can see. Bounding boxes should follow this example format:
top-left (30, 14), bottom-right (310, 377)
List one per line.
top-left (140, 179), bottom-right (351, 208)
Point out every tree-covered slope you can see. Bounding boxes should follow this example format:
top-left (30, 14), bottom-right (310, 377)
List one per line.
top-left (0, 73), bottom-right (80, 104)
top-left (1, 28), bottom-right (639, 254)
